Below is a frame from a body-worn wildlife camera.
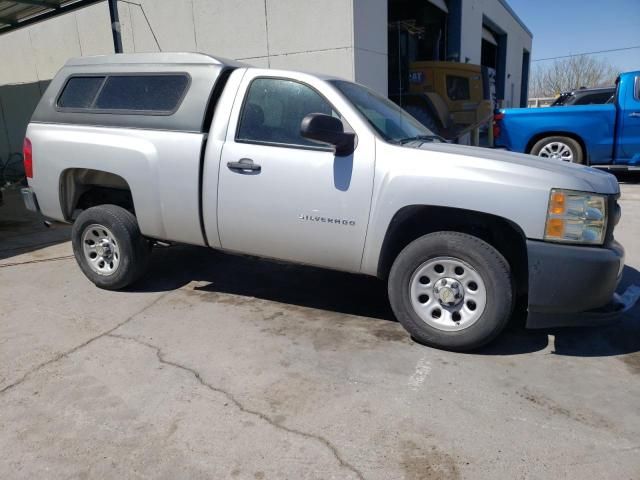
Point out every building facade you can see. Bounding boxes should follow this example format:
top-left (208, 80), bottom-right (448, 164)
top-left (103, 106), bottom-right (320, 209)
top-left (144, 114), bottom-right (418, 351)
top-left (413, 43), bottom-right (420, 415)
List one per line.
top-left (0, 0), bottom-right (531, 165)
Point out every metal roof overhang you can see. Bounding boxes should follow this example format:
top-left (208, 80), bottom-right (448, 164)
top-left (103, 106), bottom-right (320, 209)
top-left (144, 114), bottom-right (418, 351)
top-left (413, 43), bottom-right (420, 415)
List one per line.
top-left (0, 0), bottom-right (102, 35)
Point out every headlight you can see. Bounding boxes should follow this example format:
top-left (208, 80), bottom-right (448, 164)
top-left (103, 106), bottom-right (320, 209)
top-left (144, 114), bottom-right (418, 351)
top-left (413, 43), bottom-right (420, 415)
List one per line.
top-left (544, 189), bottom-right (607, 244)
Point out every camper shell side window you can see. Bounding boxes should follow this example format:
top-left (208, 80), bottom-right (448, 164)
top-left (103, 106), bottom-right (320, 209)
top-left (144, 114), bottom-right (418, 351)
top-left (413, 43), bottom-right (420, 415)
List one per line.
top-left (31, 60), bottom-right (230, 133)
top-left (56, 73), bottom-right (191, 115)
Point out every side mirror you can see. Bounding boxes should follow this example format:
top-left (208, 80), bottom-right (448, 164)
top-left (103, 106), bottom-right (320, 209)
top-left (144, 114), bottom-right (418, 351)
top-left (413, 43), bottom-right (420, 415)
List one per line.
top-left (300, 113), bottom-right (355, 156)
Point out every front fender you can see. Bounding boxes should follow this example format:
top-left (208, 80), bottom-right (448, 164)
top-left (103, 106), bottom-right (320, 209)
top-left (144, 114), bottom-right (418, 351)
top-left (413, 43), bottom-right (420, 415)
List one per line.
top-left (360, 142), bottom-right (567, 276)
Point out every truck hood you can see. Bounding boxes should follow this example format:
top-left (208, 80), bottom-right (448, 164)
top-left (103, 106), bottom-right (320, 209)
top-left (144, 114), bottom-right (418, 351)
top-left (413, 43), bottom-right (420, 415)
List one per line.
top-left (412, 142), bottom-right (620, 195)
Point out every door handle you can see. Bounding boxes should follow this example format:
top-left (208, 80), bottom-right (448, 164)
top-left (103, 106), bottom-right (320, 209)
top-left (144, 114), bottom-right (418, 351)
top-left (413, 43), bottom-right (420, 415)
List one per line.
top-left (227, 158), bottom-right (261, 174)
top-left (629, 112), bottom-right (640, 118)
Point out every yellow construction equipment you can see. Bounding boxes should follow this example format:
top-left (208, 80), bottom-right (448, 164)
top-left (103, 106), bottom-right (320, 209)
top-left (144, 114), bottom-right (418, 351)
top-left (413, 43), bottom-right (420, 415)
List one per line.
top-left (393, 61), bottom-right (495, 144)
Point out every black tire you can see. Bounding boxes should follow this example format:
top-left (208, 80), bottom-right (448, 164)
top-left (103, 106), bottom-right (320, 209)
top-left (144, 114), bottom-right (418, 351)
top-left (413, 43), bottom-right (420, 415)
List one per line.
top-left (403, 104), bottom-right (442, 136)
top-left (71, 204), bottom-right (151, 290)
top-left (388, 232), bottom-right (513, 351)
top-left (530, 136), bottom-right (584, 164)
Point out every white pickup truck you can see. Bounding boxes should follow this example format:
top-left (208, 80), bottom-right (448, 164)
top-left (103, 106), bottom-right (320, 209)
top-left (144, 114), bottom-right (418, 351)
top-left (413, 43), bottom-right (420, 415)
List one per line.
top-left (21, 53), bottom-right (632, 351)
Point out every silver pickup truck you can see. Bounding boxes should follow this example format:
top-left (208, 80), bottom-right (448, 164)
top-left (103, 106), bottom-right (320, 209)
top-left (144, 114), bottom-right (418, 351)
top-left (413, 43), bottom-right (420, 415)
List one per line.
top-left (21, 53), bottom-right (630, 351)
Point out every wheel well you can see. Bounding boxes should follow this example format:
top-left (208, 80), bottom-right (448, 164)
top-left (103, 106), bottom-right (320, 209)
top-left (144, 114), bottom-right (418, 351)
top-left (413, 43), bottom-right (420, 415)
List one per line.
top-left (377, 206), bottom-right (528, 297)
top-left (60, 169), bottom-right (134, 220)
top-left (525, 132), bottom-right (587, 163)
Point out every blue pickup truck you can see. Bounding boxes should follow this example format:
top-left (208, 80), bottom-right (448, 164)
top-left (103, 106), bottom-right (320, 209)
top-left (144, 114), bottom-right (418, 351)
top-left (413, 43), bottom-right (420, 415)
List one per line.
top-left (494, 70), bottom-right (640, 168)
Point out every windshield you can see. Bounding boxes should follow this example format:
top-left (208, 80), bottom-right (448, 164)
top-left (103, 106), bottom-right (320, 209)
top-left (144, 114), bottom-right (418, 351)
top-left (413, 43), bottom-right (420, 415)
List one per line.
top-left (331, 80), bottom-right (436, 143)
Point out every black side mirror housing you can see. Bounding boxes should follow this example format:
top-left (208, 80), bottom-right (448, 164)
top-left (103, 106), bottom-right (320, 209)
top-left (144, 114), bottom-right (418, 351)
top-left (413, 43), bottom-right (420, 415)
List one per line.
top-left (300, 113), bottom-right (355, 156)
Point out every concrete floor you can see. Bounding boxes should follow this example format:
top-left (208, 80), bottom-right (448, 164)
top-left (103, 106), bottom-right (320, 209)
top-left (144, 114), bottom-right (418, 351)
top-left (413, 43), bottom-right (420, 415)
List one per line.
top-left (1, 181), bottom-right (639, 480)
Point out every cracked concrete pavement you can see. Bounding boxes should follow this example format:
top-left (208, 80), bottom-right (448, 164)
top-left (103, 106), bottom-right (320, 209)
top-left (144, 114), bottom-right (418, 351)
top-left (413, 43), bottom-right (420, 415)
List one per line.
top-left (1, 182), bottom-right (640, 479)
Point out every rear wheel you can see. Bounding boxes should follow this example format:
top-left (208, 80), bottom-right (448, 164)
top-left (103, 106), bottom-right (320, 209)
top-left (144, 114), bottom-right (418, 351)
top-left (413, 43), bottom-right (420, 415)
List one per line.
top-left (388, 232), bottom-right (513, 351)
top-left (530, 136), bottom-right (583, 164)
top-left (71, 205), bottom-right (151, 290)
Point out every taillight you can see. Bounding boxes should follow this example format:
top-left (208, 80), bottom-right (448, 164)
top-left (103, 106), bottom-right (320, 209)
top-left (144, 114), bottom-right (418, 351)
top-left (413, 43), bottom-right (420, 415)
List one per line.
top-left (492, 112), bottom-right (504, 139)
top-left (23, 137), bottom-right (32, 178)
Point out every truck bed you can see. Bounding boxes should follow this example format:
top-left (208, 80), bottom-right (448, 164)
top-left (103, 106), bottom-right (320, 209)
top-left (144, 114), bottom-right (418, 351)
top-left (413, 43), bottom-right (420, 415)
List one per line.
top-left (496, 104), bottom-right (617, 164)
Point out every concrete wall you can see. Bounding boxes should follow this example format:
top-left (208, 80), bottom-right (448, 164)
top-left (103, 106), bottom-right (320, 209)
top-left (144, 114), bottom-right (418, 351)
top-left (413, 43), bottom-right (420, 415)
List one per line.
top-left (0, 2), bottom-right (112, 167)
top-left (118, 0), bottom-right (358, 79)
top-left (0, 0), bottom-right (367, 166)
top-left (0, 0), bottom-right (530, 167)
top-left (353, 0), bottom-right (387, 95)
top-left (460, 0), bottom-right (533, 108)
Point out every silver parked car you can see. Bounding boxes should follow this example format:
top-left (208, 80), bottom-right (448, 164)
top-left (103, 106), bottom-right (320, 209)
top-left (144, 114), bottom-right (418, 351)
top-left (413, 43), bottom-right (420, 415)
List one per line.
top-left (21, 53), bottom-right (631, 351)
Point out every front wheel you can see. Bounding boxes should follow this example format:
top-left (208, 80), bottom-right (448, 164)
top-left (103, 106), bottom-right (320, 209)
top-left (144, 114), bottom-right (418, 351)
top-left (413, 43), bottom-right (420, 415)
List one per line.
top-left (530, 136), bottom-right (584, 164)
top-left (71, 205), bottom-right (151, 290)
top-left (388, 232), bottom-right (514, 351)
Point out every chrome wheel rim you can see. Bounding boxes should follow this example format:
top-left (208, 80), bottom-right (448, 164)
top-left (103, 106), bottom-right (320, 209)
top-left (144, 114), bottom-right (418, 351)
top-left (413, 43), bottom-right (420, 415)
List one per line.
top-left (538, 141), bottom-right (574, 162)
top-left (409, 256), bottom-right (487, 331)
top-left (81, 224), bottom-right (120, 276)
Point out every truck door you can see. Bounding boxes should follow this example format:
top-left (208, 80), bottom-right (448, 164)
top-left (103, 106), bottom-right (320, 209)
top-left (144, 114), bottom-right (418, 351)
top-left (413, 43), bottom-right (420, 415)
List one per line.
top-left (217, 73), bottom-right (375, 272)
top-left (617, 74), bottom-right (640, 164)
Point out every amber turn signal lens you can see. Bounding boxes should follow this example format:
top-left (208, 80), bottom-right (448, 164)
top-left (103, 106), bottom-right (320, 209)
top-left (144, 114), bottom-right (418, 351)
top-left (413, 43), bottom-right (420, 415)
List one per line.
top-left (549, 191), bottom-right (566, 215)
top-left (546, 218), bottom-right (564, 238)
top-left (544, 189), bottom-right (607, 244)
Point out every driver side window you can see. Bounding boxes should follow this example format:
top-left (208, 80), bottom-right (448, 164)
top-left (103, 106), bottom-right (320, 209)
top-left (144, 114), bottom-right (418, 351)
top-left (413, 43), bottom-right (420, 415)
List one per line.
top-left (236, 78), bottom-right (338, 148)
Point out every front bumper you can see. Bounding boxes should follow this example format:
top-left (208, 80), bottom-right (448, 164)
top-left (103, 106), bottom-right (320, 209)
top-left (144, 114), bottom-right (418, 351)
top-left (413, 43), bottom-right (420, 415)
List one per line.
top-left (526, 239), bottom-right (638, 328)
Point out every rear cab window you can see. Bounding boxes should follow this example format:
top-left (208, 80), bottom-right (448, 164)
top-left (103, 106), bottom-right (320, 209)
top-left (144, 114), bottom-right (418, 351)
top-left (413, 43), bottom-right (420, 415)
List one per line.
top-left (57, 74), bottom-right (190, 114)
top-left (570, 91), bottom-right (614, 105)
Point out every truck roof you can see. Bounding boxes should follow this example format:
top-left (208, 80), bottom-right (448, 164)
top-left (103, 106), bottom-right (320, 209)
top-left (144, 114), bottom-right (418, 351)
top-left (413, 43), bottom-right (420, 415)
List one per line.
top-left (32, 52), bottom-right (354, 134)
top-left (63, 52), bottom-right (346, 82)
top-left (567, 86), bottom-right (615, 94)
top-left (64, 52), bottom-right (246, 68)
